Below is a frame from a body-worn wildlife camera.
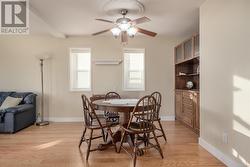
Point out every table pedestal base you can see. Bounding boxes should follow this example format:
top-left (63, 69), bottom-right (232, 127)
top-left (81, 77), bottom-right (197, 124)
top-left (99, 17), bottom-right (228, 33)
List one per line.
top-left (98, 130), bottom-right (135, 151)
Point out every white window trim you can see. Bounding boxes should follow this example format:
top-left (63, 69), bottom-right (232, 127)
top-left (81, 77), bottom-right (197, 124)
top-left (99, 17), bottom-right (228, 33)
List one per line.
top-left (69, 48), bottom-right (92, 92)
top-left (123, 48), bottom-right (146, 91)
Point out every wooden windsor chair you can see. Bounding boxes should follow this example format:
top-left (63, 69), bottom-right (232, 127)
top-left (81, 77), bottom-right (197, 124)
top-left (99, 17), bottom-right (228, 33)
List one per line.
top-left (118, 95), bottom-right (164, 167)
top-left (150, 91), bottom-right (167, 141)
top-left (79, 95), bottom-right (117, 160)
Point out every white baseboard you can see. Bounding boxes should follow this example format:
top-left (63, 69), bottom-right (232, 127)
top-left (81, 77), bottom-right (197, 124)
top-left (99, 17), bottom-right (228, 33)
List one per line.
top-left (45, 117), bottom-right (83, 122)
top-left (45, 116), bottom-right (175, 122)
top-left (199, 138), bottom-right (244, 167)
top-left (160, 116), bottom-right (175, 121)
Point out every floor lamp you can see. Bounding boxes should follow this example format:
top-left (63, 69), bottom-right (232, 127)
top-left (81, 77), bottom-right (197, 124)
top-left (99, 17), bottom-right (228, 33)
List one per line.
top-left (36, 54), bottom-right (51, 126)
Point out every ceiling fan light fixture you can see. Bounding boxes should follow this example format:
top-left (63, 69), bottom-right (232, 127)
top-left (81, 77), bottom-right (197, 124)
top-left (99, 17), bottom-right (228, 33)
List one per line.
top-left (111, 27), bottom-right (121, 37)
top-left (127, 27), bottom-right (138, 37)
top-left (93, 9), bottom-right (157, 44)
top-left (118, 23), bottom-right (130, 31)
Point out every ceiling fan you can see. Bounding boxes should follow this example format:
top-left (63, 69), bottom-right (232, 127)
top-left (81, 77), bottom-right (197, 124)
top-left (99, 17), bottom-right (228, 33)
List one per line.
top-left (92, 9), bottom-right (157, 44)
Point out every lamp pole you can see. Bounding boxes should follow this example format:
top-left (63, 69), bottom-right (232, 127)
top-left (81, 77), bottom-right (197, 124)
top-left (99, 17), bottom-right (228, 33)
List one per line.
top-left (36, 58), bottom-right (49, 126)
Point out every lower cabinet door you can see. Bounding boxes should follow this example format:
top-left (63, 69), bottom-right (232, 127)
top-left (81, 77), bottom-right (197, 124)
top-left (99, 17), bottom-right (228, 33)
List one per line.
top-left (175, 92), bottom-right (182, 120)
top-left (182, 92), bottom-right (194, 128)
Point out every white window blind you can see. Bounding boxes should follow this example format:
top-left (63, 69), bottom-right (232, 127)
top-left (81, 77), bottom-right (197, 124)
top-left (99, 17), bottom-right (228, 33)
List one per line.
top-left (69, 48), bottom-right (91, 91)
top-left (123, 48), bottom-right (145, 91)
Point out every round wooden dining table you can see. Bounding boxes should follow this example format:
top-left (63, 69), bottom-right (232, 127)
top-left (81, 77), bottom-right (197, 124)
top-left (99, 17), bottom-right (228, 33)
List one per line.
top-left (92, 99), bottom-right (139, 150)
top-left (92, 99), bottom-right (139, 124)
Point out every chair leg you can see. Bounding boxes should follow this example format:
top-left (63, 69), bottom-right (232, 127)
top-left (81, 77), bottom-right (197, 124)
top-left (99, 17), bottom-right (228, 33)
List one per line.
top-left (129, 134), bottom-right (135, 146)
top-left (143, 133), bottom-right (147, 147)
top-left (105, 131), bottom-right (109, 142)
top-left (146, 132), bottom-right (150, 147)
top-left (86, 129), bottom-right (93, 160)
top-left (79, 127), bottom-right (87, 148)
top-left (118, 131), bottom-right (126, 153)
top-left (152, 130), bottom-right (164, 159)
top-left (107, 127), bottom-right (117, 152)
top-left (158, 120), bottom-right (167, 142)
top-left (133, 134), bottom-right (138, 167)
top-left (101, 128), bottom-right (106, 142)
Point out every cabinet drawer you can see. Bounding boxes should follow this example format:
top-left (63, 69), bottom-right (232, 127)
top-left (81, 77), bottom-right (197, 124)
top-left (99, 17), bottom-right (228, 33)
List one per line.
top-left (183, 103), bottom-right (193, 110)
top-left (183, 98), bottom-right (193, 106)
top-left (183, 107), bottom-right (193, 116)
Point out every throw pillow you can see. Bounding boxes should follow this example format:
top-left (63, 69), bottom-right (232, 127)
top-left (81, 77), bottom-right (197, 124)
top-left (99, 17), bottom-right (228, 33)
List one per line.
top-left (0, 96), bottom-right (22, 110)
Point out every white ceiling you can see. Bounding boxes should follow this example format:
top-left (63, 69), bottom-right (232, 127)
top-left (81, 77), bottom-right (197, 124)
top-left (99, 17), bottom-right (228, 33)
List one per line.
top-left (29, 0), bottom-right (205, 38)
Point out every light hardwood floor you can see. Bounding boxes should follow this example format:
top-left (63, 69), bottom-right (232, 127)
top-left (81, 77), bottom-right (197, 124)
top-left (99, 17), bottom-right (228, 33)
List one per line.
top-left (0, 121), bottom-right (225, 167)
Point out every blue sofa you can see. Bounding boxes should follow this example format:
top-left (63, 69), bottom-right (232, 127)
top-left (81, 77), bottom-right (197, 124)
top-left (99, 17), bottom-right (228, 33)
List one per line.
top-left (0, 92), bottom-right (37, 133)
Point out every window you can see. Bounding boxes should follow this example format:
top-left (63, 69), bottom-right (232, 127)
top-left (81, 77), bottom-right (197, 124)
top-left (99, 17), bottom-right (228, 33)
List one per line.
top-left (70, 48), bottom-right (91, 91)
top-left (123, 48), bottom-right (145, 91)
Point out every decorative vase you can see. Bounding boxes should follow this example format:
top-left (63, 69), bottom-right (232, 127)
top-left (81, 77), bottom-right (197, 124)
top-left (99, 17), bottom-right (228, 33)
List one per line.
top-left (186, 81), bottom-right (194, 89)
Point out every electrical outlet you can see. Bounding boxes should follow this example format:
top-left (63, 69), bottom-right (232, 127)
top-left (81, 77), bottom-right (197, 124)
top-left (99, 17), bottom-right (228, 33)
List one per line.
top-left (222, 132), bottom-right (228, 144)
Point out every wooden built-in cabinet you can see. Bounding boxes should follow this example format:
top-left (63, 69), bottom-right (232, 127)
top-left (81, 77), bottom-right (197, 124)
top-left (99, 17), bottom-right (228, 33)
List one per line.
top-left (174, 34), bottom-right (200, 134)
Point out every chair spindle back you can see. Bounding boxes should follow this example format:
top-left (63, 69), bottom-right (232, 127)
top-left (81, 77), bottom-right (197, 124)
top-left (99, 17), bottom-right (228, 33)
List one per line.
top-left (81, 94), bottom-right (103, 128)
top-left (105, 92), bottom-right (121, 100)
top-left (127, 95), bottom-right (157, 129)
top-left (150, 92), bottom-right (162, 119)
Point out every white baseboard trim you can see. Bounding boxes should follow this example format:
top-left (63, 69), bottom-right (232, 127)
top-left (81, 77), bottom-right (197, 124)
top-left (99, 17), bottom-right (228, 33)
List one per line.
top-left (160, 116), bottom-right (175, 121)
top-left (199, 138), bottom-right (244, 167)
top-left (45, 117), bottom-right (83, 122)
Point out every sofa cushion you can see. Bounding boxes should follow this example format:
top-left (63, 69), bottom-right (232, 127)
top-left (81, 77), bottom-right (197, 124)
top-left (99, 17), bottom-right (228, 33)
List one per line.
top-left (10, 92), bottom-right (32, 104)
top-left (0, 96), bottom-right (23, 110)
top-left (0, 92), bottom-right (14, 106)
top-left (5, 104), bottom-right (34, 114)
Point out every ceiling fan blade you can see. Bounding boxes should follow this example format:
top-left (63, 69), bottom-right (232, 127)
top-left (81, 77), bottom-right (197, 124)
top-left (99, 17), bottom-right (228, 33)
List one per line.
top-left (130, 17), bottom-right (151, 25)
top-left (95, 19), bottom-right (114, 23)
top-left (137, 28), bottom-right (157, 37)
top-left (92, 29), bottom-right (111, 36)
top-left (121, 31), bottom-right (128, 44)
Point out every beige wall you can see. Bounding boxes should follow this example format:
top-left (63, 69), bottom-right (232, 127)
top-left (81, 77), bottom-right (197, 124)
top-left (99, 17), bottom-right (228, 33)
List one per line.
top-left (0, 35), bottom-right (178, 120)
top-left (200, 0), bottom-right (250, 166)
